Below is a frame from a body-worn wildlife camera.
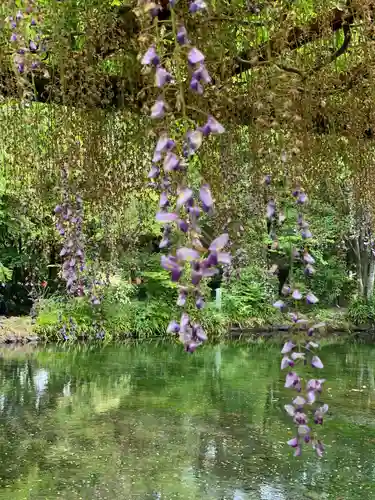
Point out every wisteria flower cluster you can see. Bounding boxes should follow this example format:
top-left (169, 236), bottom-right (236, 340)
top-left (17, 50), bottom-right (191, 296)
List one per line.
top-left (141, 2), bottom-right (230, 353)
top-left (54, 167), bottom-right (85, 296)
top-left (5, 0), bottom-right (45, 75)
top-left (266, 177), bottom-right (329, 457)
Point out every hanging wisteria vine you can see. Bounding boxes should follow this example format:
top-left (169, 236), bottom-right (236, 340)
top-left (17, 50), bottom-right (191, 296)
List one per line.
top-left (141, 0), bottom-right (230, 353)
top-left (266, 176), bottom-right (329, 457)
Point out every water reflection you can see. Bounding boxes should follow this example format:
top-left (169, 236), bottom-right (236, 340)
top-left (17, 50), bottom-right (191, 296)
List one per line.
top-left (0, 343), bottom-right (373, 499)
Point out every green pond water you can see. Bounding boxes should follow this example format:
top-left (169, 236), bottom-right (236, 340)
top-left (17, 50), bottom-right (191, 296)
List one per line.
top-left (0, 343), bottom-right (374, 499)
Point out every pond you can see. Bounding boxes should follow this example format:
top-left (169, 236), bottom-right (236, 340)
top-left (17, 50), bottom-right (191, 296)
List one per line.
top-left (0, 342), bottom-right (374, 499)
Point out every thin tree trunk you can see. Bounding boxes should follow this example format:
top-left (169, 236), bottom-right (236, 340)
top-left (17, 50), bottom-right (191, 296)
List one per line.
top-left (366, 255), bottom-right (375, 300)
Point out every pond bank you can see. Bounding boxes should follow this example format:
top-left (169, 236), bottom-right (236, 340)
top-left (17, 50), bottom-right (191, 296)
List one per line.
top-left (1, 314), bottom-right (374, 345)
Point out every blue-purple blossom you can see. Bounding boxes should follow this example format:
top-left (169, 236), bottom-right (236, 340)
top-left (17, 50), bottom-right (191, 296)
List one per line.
top-left (163, 152), bottom-right (180, 172)
top-left (200, 116), bottom-right (225, 135)
top-left (281, 341), bottom-right (295, 354)
top-left (161, 255), bottom-right (182, 282)
top-left (167, 320), bottom-right (180, 334)
top-left (188, 47), bottom-right (205, 65)
top-left (185, 130), bottom-right (203, 156)
top-left (156, 211), bottom-right (178, 223)
top-left (176, 188), bottom-right (193, 208)
top-left (148, 165), bottom-right (160, 178)
top-left (153, 135), bottom-right (175, 162)
top-left (199, 184), bottom-right (213, 212)
top-left (306, 292), bottom-right (318, 304)
top-left (292, 289), bottom-right (302, 300)
top-left (177, 25), bottom-right (189, 45)
top-left (189, 0), bottom-right (207, 12)
top-left (10, 33), bottom-right (17, 42)
top-left (155, 66), bottom-right (174, 87)
top-left (311, 355), bottom-right (324, 369)
top-left (273, 299), bottom-right (285, 309)
top-left (151, 99), bottom-right (166, 119)
top-left (29, 41), bottom-right (37, 52)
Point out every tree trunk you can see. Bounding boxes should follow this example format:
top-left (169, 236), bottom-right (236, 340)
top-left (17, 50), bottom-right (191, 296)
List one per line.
top-left (366, 255), bottom-right (375, 300)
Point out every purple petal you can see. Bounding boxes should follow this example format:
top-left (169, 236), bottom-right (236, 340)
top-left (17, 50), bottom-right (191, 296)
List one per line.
top-left (189, 0), bottom-right (207, 12)
top-left (167, 320), bottom-right (180, 334)
top-left (151, 99), bottom-right (165, 119)
top-left (176, 247), bottom-right (200, 261)
top-left (156, 212), bottom-right (178, 223)
top-left (285, 372), bottom-right (298, 389)
top-left (217, 252), bottom-right (231, 265)
top-left (177, 25), bottom-right (189, 45)
top-left (193, 64), bottom-right (211, 84)
top-left (148, 165), bottom-right (160, 178)
top-left (178, 219), bottom-right (189, 233)
top-left (180, 313), bottom-right (190, 331)
top-left (141, 46), bottom-right (160, 66)
top-left (163, 152), bottom-right (180, 172)
top-left (304, 252), bottom-right (315, 265)
top-left (273, 299), bottom-right (285, 309)
top-left (195, 296), bottom-right (205, 309)
top-left (306, 292), bottom-right (319, 304)
top-left (186, 130), bottom-right (203, 155)
top-left (307, 390), bottom-right (316, 404)
top-left (294, 445), bottom-right (302, 456)
top-left (205, 116), bottom-right (225, 135)
top-left (155, 66), bottom-right (174, 87)
top-left (293, 396), bottom-right (306, 406)
top-left (284, 404), bottom-right (295, 416)
top-left (188, 47), bottom-right (205, 65)
top-left (209, 233), bottom-right (229, 251)
top-left (311, 355), bottom-right (324, 369)
top-left (190, 78), bottom-right (204, 94)
top-left (199, 184), bottom-right (213, 211)
top-left (287, 437), bottom-right (298, 448)
top-left (281, 341), bottom-right (295, 354)
top-left (159, 192), bottom-right (169, 208)
top-left (281, 284), bottom-right (291, 296)
top-left (292, 289), bottom-right (302, 300)
top-left (267, 200), bottom-right (276, 219)
top-left (176, 188), bottom-right (193, 208)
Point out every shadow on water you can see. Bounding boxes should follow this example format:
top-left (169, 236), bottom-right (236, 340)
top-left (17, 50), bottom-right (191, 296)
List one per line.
top-left (0, 342), bottom-right (373, 499)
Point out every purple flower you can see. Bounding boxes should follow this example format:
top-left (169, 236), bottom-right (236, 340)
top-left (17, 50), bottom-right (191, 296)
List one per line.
top-left (193, 64), bottom-right (211, 84)
top-left (304, 252), bottom-right (315, 265)
top-left (293, 396), bottom-right (306, 406)
top-left (188, 48), bottom-right (205, 65)
top-left (155, 66), bottom-right (174, 87)
top-left (281, 356), bottom-right (293, 369)
top-left (156, 212), bottom-right (178, 223)
top-left (306, 292), bottom-right (318, 304)
top-left (177, 25), bottom-right (189, 45)
top-left (264, 174), bottom-right (271, 185)
top-left (292, 289), bottom-right (302, 300)
top-left (190, 78), bottom-right (204, 94)
top-left (196, 296), bottom-right (205, 309)
top-left (31, 18), bottom-right (37, 26)
top-left (199, 184), bottom-right (213, 212)
top-left (273, 299), bottom-right (285, 309)
top-left (281, 284), bottom-right (291, 296)
top-left (304, 264), bottom-right (315, 276)
top-left (297, 192), bottom-right (308, 204)
top-left (159, 192), bottom-right (169, 208)
top-left (142, 46), bottom-right (160, 66)
top-left (189, 0), bottom-right (207, 12)
top-left (185, 130), bottom-right (203, 156)
top-left (285, 372), bottom-right (301, 390)
top-left (287, 437), bottom-right (298, 448)
top-left (161, 255), bottom-right (182, 282)
top-left (311, 355), bottom-right (324, 369)
top-left (148, 165), bottom-right (160, 178)
top-left (178, 219), bottom-right (189, 232)
top-left (176, 247), bottom-right (200, 261)
top-left (200, 116), bottom-right (225, 135)
top-left (176, 188), bottom-right (193, 208)
top-left (153, 135), bottom-right (175, 162)
top-left (281, 341), bottom-right (295, 354)
top-left (29, 41), bottom-right (37, 52)
top-left (163, 152), bottom-right (180, 172)
top-left (209, 233), bottom-right (229, 251)
top-left (151, 99), bottom-right (166, 119)
top-left (177, 288), bottom-right (188, 306)
top-left (16, 10), bottom-right (23, 21)
top-left (10, 33), bottom-right (17, 42)
top-left (167, 320), bottom-right (180, 334)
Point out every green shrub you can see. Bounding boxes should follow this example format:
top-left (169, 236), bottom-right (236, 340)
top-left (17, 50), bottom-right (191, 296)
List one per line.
top-left (221, 265), bottom-right (280, 327)
top-left (347, 297), bottom-right (375, 326)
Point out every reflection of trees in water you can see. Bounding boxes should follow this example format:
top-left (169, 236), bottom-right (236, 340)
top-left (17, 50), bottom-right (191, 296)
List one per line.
top-left (0, 345), bottom-right (373, 498)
